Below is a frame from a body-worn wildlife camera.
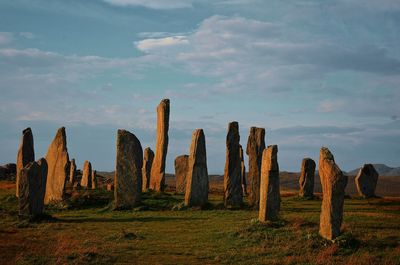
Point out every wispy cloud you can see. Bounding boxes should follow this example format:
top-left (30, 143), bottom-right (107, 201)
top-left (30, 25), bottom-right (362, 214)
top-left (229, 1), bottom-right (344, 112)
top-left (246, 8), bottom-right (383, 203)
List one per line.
top-left (102, 0), bottom-right (193, 9)
top-left (19, 32), bottom-right (35, 39)
top-left (135, 36), bottom-right (189, 52)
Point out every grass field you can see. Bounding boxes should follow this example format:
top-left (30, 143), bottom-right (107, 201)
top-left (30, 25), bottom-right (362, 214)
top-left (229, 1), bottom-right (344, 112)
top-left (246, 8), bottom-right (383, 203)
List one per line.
top-left (0, 181), bottom-right (399, 265)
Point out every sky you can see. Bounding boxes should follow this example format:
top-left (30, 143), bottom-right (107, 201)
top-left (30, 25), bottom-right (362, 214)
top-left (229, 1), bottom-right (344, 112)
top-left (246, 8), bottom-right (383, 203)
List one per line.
top-left (0, 0), bottom-right (399, 173)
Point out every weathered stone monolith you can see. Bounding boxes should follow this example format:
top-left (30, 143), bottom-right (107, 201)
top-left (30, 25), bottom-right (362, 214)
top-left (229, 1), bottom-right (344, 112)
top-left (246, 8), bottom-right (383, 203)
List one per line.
top-left (114, 129), bottom-right (143, 209)
top-left (16, 128), bottom-right (35, 197)
top-left (299, 158), bottom-right (316, 198)
top-left (106, 183), bottom-right (114, 191)
top-left (91, 170), bottom-right (97, 189)
top-left (175, 155), bottom-right (189, 194)
top-left (150, 99), bottom-right (170, 192)
top-left (44, 127), bottom-right (70, 204)
top-left (246, 127), bottom-right (265, 207)
top-left (259, 145), bottom-right (280, 222)
top-left (142, 147), bottom-right (154, 191)
top-left (355, 164), bottom-right (379, 198)
top-left (239, 145), bottom-right (247, 196)
top-left (223, 122), bottom-right (243, 208)
top-left (69, 159), bottom-right (77, 184)
top-left (185, 129), bottom-right (209, 207)
top-left (81, 161), bottom-right (92, 188)
top-left (319, 147), bottom-right (348, 240)
top-left (19, 158), bottom-right (47, 219)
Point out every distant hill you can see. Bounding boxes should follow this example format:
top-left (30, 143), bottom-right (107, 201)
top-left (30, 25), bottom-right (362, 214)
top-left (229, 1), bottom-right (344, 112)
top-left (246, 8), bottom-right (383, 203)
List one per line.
top-left (347, 164), bottom-right (400, 176)
top-left (94, 168), bottom-right (400, 197)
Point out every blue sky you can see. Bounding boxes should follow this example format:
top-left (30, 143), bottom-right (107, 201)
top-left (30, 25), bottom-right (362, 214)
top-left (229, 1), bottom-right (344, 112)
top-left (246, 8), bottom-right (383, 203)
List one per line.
top-left (0, 0), bottom-right (399, 173)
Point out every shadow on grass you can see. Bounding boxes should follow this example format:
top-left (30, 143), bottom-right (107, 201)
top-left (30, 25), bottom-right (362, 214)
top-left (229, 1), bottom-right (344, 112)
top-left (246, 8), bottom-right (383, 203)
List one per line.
top-left (52, 215), bottom-right (207, 224)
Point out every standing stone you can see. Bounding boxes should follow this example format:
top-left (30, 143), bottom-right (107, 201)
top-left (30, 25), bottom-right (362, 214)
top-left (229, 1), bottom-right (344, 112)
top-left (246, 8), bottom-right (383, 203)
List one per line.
top-left (142, 147), bottom-right (154, 191)
top-left (223, 122), bottom-right (243, 208)
top-left (319, 147), bottom-right (348, 240)
top-left (106, 183), bottom-right (114, 191)
top-left (185, 129), bottom-right (209, 207)
top-left (44, 127), bottom-right (70, 204)
top-left (114, 129), bottom-right (143, 209)
top-left (150, 99), bottom-right (170, 192)
top-left (81, 161), bottom-right (92, 188)
top-left (299, 158), bottom-right (316, 198)
top-left (19, 158), bottom-right (47, 219)
top-left (175, 155), bottom-right (189, 194)
top-left (16, 128), bottom-right (35, 197)
top-left (259, 145), bottom-right (280, 222)
top-left (355, 164), bottom-right (379, 198)
top-left (239, 145), bottom-right (247, 196)
top-left (246, 127), bottom-right (266, 207)
top-left (91, 170), bottom-right (97, 189)
top-left (69, 159), bottom-right (77, 184)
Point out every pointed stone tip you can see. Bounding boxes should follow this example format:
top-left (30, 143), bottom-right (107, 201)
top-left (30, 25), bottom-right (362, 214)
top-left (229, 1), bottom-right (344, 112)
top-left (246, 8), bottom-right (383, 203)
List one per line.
top-left (193, 128), bottom-right (204, 135)
top-left (268, 144), bottom-right (278, 153)
top-left (320, 147), bottom-right (334, 161)
top-left (22, 127), bottom-right (32, 134)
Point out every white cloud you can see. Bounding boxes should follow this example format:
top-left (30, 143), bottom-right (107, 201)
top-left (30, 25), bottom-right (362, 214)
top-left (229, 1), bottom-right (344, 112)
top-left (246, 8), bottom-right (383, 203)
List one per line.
top-left (0, 32), bottom-right (13, 45)
top-left (19, 32), bottom-right (35, 39)
top-left (135, 36), bottom-right (189, 52)
top-left (102, 0), bottom-right (193, 9)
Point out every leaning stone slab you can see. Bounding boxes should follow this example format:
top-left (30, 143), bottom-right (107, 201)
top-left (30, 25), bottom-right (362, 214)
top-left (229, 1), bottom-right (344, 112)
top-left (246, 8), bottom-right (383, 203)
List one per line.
top-left (299, 158), bottom-right (316, 198)
top-left (114, 129), bottom-right (143, 209)
top-left (355, 164), bottom-right (379, 198)
top-left (223, 122), bottom-right (243, 208)
top-left (16, 127), bottom-right (35, 197)
top-left (185, 129), bottom-right (209, 207)
top-left (44, 127), bottom-right (70, 204)
top-left (19, 158), bottom-right (47, 219)
top-left (259, 145), bottom-right (280, 222)
top-left (175, 155), bottom-right (189, 194)
top-left (150, 99), bottom-right (170, 192)
top-left (319, 147), bottom-right (348, 240)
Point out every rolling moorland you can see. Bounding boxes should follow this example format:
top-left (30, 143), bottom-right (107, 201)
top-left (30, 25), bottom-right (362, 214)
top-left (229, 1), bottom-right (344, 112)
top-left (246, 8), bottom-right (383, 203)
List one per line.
top-left (0, 170), bottom-right (399, 265)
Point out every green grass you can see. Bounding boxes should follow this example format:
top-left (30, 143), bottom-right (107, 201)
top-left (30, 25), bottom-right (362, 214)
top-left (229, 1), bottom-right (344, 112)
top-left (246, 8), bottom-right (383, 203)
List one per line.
top-left (0, 181), bottom-right (399, 265)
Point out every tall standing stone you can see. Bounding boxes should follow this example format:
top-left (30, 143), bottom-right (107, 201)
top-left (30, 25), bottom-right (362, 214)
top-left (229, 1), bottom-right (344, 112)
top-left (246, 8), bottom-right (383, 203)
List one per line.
top-left (239, 145), bottom-right (247, 196)
top-left (355, 164), bottom-right (379, 198)
top-left (44, 127), bottom-right (70, 204)
top-left (299, 158), bottom-right (316, 198)
top-left (175, 155), bottom-right (189, 194)
top-left (114, 129), bottom-right (143, 209)
top-left (69, 159), bottom-right (77, 184)
top-left (91, 170), bottom-right (97, 189)
top-left (19, 158), bottom-right (47, 219)
top-left (223, 122), bottom-right (243, 208)
top-left (150, 99), bottom-right (170, 192)
top-left (319, 147), bottom-right (348, 240)
top-left (16, 128), bottom-right (35, 197)
top-left (246, 127), bottom-right (266, 207)
top-left (81, 161), bottom-right (92, 188)
top-left (142, 147), bottom-right (154, 191)
top-left (185, 129), bottom-right (209, 207)
top-left (259, 145), bottom-right (280, 222)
